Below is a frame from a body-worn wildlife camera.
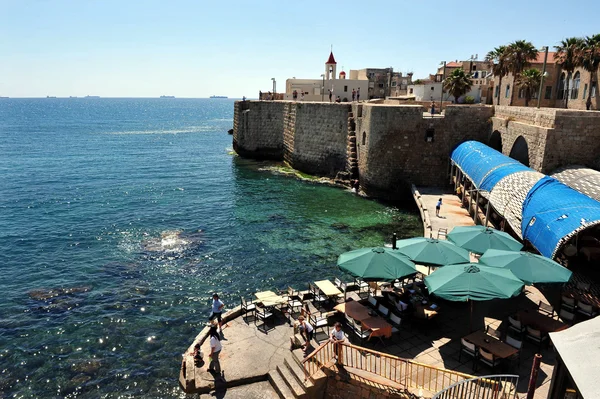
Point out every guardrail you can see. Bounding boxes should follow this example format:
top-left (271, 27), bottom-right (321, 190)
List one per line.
top-left (432, 374), bottom-right (519, 399)
top-left (302, 340), bottom-right (474, 393)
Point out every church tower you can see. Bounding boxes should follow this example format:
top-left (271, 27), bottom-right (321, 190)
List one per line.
top-left (325, 51), bottom-right (337, 80)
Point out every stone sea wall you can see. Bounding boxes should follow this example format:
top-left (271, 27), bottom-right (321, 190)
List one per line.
top-left (232, 100), bottom-right (600, 200)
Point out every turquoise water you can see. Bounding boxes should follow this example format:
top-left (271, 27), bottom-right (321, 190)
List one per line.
top-left (0, 98), bottom-right (421, 398)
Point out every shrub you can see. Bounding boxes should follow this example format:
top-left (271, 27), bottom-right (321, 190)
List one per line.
top-left (464, 96), bottom-right (475, 104)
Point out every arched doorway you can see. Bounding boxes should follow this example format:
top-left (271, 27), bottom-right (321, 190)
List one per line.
top-left (489, 131), bottom-right (502, 152)
top-left (509, 136), bottom-right (530, 166)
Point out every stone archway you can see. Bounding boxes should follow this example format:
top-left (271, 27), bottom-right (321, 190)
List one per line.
top-left (489, 130), bottom-right (502, 152)
top-left (509, 136), bottom-right (530, 166)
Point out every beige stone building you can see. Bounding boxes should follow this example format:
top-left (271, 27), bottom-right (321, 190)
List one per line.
top-left (492, 51), bottom-right (599, 110)
top-left (349, 68), bottom-right (412, 99)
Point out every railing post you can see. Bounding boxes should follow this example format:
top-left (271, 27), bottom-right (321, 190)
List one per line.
top-left (526, 354), bottom-right (542, 399)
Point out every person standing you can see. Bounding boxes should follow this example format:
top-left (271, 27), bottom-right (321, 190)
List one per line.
top-left (328, 89), bottom-right (333, 103)
top-left (356, 87), bottom-right (360, 102)
top-left (300, 91), bottom-right (304, 101)
top-left (430, 101), bottom-right (435, 116)
top-left (207, 326), bottom-right (223, 378)
top-left (209, 293), bottom-right (225, 329)
top-left (436, 198), bottom-right (442, 217)
top-left (297, 315), bottom-right (314, 349)
top-left (293, 90), bottom-right (298, 101)
top-left (351, 89), bottom-right (356, 102)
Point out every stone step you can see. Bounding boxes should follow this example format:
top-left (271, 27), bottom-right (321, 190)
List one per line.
top-left (277, 364), bottom-right (307, 398)
top-left (348, 130), bottom-right (356, 137)
top-left (284, 356), bottom-right (314, 390)
top-left (348, 136), bottom-right (356, 143)
top-left (268, 369), bottom-right (295, 399)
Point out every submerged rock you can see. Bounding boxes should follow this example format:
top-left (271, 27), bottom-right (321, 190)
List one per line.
top-left (71, 359), bottom-right (103, 374)
top-left (28, 286), bottom-right (92, 301)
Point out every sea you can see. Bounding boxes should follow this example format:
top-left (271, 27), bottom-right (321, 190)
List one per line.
top-left (0, 98), bottom-right (421, 398)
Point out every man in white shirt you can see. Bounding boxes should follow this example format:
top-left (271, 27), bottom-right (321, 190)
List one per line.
top-left (297, 315), bottom-right (314, 349)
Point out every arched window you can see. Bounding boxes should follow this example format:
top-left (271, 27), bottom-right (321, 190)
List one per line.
top-left (557, 73), bottom-right (566, 100)
top-left (362, 132), bottom-right (366, 146)
top-left (571, 72), bottom-right (580, 99)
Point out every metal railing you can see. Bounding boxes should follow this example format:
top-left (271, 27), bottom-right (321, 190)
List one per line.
top-left (432, 374), bottom-right (520, 399)
top-left (302, 341), bottom-right (474, 393)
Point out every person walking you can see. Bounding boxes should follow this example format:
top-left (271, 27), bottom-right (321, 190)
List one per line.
top-left (436, 198), bottom-right (442, 217)
top-left (351, 89), bottom-right (356, 102)
top-left (207, 326), bottom-right (223, 378)
top-left (356, 87), bottom-right (360, 102)
top-left (209, 293), bottom-right (225, 330)
top-left (297, 315), bottom-right (314, 349)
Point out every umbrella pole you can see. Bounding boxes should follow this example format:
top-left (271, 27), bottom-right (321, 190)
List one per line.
top-left (392, 233), bottom-right (397, 249)
top-left (470, 300), bottom-right (473, 332)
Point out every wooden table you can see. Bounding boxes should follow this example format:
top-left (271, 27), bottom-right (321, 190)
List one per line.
top-left (315, 280), bottom-right (342, 297)
top-left (255, 291), bottom-right (287, 307)
top-left (334, 301), bottom-right (392, 339)
top-left (517, 310), bottom-right (568, 333)
top-left (464, 331), bottom-right (518, 359)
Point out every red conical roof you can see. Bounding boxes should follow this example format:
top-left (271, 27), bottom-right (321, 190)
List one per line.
top-left (326, 51), bottom-right (337, 64)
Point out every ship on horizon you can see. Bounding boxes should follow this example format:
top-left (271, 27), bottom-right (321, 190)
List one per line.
top-left (160, 95), bottom-right (175, 98)
top-left (210, 95), bottom-right (228, 99)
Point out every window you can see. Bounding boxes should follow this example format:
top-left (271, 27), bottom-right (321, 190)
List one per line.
top-left (532, 90), bottom-right (538, 99)
top-left (592, 82), bottom-right (597, 97)
top-left (505, 85), bottom-right (510, 98)
top-left (518, 88), bottom-right (525, 98)
top-left (362, 132), bottom-right (366, 145)
top-left (495, 86), bottom-right (500, 98)
top-left (378, 83), bottom-right (384, 88)
top-left (583, 84), bottom-right (588, 99)
top-left (409, 88), bottom-right (413, 94)
top-left (544, 86), bottom-right (552, 99)
top-left (571, 72), bottom-right (580, 99)
top-left (557, 73), bottom-right (566, 100)
top-left (391, 81), bottom-right (397, 87)
top-left (344, 85), bottom-right (348, 92)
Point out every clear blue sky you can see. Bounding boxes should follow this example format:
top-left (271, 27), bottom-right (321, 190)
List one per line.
top-left (1, 0), bottom-right (598, 98)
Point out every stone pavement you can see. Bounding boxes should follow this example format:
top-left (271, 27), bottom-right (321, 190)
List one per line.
top-left (417, 186), bottom-right (475, 239)
top-left (199, 381), bottom-right (280, 399)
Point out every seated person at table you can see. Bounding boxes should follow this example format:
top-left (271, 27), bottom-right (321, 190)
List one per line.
top-left (297, 315), bottom-right (314, 349)
top-left (330, 322), bottom-right (346, 343)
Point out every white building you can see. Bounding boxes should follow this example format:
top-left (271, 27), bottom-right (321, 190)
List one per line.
top-left (407, 81), bottom-right (485, 104)
top-left (284, 52), bottom-right (369, 102)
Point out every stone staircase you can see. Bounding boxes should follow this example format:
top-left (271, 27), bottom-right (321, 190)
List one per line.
top-left (346, 111), bottom-right (358, 179)
top-left (268, 348), bottom-right (327, 399)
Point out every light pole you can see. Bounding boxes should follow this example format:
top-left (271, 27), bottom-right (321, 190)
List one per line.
top-left (321, 74), bottom-right (325, 101)
top-left (271, 78), bottom-right (276, 99)
top-left (537, 46), bottom-right (549, 108)
top-left (439, 61), bottom-right (446, 111)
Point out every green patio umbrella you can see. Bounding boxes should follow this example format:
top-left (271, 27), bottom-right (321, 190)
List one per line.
top-left (447, 226), bottom-right (523, 254)
top-left (478, 249), bottom-right (572, 285)
top-left (395, 237), bottom-right (470, 267)
top-left (425, 263), bottom-right (524, 330)
top-left (337, 247), bottom-right (417, 282)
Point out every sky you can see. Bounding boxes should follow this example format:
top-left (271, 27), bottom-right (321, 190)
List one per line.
top-left (1, 0), bottom-right (599, 98)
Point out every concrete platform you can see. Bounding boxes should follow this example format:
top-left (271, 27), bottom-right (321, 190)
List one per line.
top-left (199, 381), bottom-right (280, 399)
top-left (418, 187), bottom-right (475, 238)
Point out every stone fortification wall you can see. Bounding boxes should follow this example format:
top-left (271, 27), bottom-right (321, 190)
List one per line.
top-left (232, 101), bottom-right (285, 160)
top-left (286, 102), bottom-right (351, 177)
top-left (492, 106), bottom-right (600, 173)
top-left (355, 104), bottom-right (493, 199)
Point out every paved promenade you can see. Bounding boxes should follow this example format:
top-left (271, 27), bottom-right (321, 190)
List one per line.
top-left (414, 186), bottom-right (475, 239)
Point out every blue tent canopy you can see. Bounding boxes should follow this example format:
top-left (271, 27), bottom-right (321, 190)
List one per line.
top-left (451, 141), bottom-right (534, 192)
top-left (522, 176), bottom-right (600, 258)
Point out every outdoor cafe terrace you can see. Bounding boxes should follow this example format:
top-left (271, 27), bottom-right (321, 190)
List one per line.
top-left (180, 275), bottom-right (584, 399)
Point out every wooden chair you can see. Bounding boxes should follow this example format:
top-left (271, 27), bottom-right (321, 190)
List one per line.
top-left (508, 316), bottom-right (526, 336)
top-left (576, 301), bottom-right (598, 319)
top-left (525, 326), bottom-right (548, 350)
top-left (351, 319), bottom-right (371, 344)
top-left (486, 325), bottom-right (502, 339)
top-left (538, 301), bottom-right (556, 318)
top-left (255, 306), bottom-right (274, 333)
top-left (505, 335), bottom-right (522, 369)
top-left (561, 295), bottom-right (576, 313)
top-left (241, 297), bottom-right (256, 322)
top-left (309, 313), bottom-right (329, 340)
top-left (559, 309), bottom-right (576, 324)
top-left (478, 348), bottom-right (501, 371)
top-left (459, 338), bottom-right (477, 371)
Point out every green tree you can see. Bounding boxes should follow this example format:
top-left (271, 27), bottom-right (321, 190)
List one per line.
top-left (517, 68), bottom-right (542, 106)
top-left (555, 37), bottom-right (585, 108)
top-left (443, 68), bottom-right (473, 104)
top-left (486, 46), bottom-right (510, 105)
top-left (578, 34), bottom-right (600, 110)
top-left (506, 40), bottom-right (538, 106)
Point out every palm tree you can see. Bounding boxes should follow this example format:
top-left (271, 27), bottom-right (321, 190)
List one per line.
top-left (443, 68), bottom-right (473, 104)
top-left (578, 34), bottom-right (600, 110)
top-left (486, 46), bottom-right (510, 105)
top-left (506, 40), bottom-right (538, 106)
top-left (555, 37), bottom-right (585, 108)
top-left (517, 68), bottom-right (542, 106)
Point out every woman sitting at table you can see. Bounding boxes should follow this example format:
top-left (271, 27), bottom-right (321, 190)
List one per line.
top-left (297, 315), bottom-right (314, 349)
